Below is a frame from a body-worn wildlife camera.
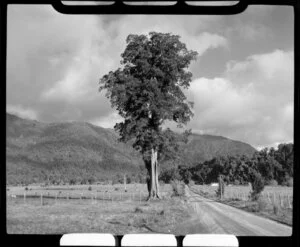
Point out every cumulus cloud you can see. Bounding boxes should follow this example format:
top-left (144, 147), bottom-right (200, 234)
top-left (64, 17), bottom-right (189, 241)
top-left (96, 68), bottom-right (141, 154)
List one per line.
top-left (7, 5), bottom-right (227, 124)
top-left (186, 49), bottom-right (293, 148)
top-left (6, 5), bottom-right (293, 148)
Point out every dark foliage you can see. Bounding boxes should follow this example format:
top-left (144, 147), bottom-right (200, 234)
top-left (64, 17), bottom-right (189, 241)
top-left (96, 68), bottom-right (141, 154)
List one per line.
top-left (249, 170), bottom-right (265, 201)
top-left (159, 143), bottom-right (293, 188)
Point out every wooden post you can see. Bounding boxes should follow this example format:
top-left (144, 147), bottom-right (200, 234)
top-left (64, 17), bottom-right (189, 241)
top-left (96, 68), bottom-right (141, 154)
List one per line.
top-left (279, 194), bottom-right (283, 208)
top-left (41, 193), bottom-right (43, 206)
top-left (124, 174), bottom-right (127, 191)
top-left (24, 192), bottom-right (26, 204)
top-left (288, 195), bottom-right (292, 208)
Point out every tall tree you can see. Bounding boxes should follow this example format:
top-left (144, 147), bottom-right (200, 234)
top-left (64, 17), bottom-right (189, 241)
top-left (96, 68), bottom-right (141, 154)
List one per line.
top-left (99, 32), bottom-right (198, 199)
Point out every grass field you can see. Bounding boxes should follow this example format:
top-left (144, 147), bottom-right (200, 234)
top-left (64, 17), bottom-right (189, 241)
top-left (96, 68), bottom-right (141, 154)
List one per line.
top-left (7, 183), bottom-right (194, 234)
top-left (191, 185), bottom-right (293, 226)
top-left (7, 184), bottom-right (174, 205)
top-left (6, 183), bottom-right (293, 233)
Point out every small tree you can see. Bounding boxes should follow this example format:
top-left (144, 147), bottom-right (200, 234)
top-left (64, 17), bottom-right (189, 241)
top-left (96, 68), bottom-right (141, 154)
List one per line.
top-left (99, 32), bottom-right (197, 199)
top-left (249, 170), bottom-right (265, 201)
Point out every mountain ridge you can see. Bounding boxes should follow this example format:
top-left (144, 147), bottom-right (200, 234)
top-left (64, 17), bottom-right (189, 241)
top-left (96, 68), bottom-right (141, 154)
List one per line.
top-left (6, 113), bottom-right (256, 185)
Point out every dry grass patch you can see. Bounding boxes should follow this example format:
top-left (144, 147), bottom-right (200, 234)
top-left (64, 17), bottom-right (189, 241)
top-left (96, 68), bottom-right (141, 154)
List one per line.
top-left (7, 197), bottom-right (192, 234)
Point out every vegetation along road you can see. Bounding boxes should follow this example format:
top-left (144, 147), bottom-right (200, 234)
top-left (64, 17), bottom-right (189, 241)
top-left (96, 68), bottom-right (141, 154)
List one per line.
top-left (177, 188), bottom-right (292, 236)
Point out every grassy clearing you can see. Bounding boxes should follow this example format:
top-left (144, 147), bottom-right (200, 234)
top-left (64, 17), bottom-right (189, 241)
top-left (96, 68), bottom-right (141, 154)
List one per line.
top-left (191, 185), bottom-right (293, 226)
top-left (7, 184), bottom-right (192, 234)
top-left (7, 184), bottom-right (172, 201)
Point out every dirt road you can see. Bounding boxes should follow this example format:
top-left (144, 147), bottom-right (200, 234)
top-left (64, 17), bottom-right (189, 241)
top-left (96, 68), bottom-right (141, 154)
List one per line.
top-left (176, 188), bottom-right (292, 236)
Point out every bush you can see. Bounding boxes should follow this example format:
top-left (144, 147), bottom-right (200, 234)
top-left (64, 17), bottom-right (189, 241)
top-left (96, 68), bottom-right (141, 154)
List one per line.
top-left (287, 178), bottom-right (293, 187)
top-left (170, 180), bottom-right (186, 197)
top-left (88, 186), bottom-right (92, 191)
top-left (257, 198), bottom-right (268, 212)
top-left (69, 178), bottom-right (76, 185)
top-left (250, 171), bottom-right (265, 201)
top-left (134, 207), bottom-right (143, 213)
top-left (233, 179), bottom-right (240, 186)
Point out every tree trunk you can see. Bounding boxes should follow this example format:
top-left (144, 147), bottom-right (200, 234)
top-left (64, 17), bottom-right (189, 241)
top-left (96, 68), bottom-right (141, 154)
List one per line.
top-left (145, 148), bottom-right (160, 200)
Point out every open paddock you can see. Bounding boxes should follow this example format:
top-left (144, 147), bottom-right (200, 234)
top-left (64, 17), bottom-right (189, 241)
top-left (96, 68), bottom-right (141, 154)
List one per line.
top-left (191, 185), bottom-right (293, 209)
top-left (7, 184), bottom-right (173, 205)
top-left (6, 189), bottom-right (192, 234)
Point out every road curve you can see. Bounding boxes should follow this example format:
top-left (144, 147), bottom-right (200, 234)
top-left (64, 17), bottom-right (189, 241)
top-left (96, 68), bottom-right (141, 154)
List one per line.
top-left (176, 188), bottom-right (292, 236)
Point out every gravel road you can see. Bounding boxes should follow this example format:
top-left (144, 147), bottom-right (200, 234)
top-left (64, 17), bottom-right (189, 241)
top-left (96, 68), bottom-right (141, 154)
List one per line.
top-left (176, 188), bottom-right (292, 236)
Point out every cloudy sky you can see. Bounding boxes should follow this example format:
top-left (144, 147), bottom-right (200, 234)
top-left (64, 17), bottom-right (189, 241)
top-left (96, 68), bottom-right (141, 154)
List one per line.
top-left (7, 4), bottom-right (293, 149)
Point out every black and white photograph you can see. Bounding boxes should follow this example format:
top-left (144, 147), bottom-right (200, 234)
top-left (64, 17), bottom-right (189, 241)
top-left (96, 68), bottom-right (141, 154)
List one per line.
top-left (6, 3), bottom-right (293, 236)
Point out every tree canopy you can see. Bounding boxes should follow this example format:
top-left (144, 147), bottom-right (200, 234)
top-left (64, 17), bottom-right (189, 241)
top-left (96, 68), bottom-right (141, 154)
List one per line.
top-left (99, 32), bottom-right (198, 160)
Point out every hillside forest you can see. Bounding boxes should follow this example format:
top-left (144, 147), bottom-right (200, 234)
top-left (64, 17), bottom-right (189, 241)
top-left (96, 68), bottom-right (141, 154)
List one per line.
top-left (6, 113), bottom-right (293, 187)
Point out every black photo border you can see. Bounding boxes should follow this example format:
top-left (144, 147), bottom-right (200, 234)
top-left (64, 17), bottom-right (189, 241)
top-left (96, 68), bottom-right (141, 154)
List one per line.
top-left (0, 1), bottom-right (299, 247)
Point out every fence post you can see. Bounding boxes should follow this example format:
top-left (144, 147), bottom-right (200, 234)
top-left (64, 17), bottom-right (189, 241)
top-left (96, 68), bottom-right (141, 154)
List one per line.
top-left (288, 195), bottom-right (292, 208)
top-left (279, 194), bottom-right (283, 208)
top-left (41, 193), bottom-right (43, 206)
top-left (24, 192), bottom-right (26, 204)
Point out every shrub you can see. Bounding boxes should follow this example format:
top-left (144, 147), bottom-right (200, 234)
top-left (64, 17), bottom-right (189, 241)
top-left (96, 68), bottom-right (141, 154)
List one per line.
top-left (134, 207), bottom-right (143, 213)
top-left (257, 198), bottom-right (268, 212)
top-left (88, 186), bottom-right (92, 191)
top-left (248, 204), bottom-right (259, 212)
top-left (25, 187), bottom-right (28, 191)
top-left (233, 179), bottom-right (240, 186)
top-left (170, 180), bottom-right (186, 197)
top-left (250, 171), bottom-right (265, 201)
top-left (69, 178), bottom-right (76, 185)
top-left (287, 178), bottom-right (293, 187)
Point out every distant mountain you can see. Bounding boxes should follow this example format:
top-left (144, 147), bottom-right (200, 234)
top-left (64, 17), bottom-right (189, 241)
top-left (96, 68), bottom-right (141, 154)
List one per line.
top-left (6, 113), bottom-right (256, 185)
top-left (183, 133), bottom-right (256, 165)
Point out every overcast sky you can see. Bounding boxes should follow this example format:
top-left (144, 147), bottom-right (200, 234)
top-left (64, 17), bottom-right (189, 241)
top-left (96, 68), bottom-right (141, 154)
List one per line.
top-left (6, 5), bottom-right (293, 149)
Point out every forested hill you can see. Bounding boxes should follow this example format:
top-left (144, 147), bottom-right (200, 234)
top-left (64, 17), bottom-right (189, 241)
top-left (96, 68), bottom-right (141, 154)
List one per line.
top-left (6, 113), bottom-right (256, 185)
top-left (183, 133), bottom-right (256, 165)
